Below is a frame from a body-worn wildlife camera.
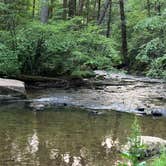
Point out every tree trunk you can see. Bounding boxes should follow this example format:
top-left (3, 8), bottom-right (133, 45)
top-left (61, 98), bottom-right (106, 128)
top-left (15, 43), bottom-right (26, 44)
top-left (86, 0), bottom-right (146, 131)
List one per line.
top-left (119, 0), bottom-right (128, 62)
top-left (106, 0), bottom-right (112, 37)
top-left (63, 0), bottom-right (68, 19)
top-left (86, 0), bottom-right (90, 24)
top-left (68, 0), bottom-right (76, 17)
top-left (98, 0), bottom-right (110, 24)
top-left (78, 0), bottom-right (84, 16)
top-left (97, 0), bottom-right (101, 20)
top-left (41, 0), bottom-right (49, 23)
top-left (49, 0), bottom-right (54, 18)
top-left (147, 0), bottom-right (151, 16)
top-left (32, 0), bottom-right (36, 18)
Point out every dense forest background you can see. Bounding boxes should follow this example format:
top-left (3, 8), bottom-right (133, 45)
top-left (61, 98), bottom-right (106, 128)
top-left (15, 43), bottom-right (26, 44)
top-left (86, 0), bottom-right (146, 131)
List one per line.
top-left (0, 0), bottom-right (165, 78)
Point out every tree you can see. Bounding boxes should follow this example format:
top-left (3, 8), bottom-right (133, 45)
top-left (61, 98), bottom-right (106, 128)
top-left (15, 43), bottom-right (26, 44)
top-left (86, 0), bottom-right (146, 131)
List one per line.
top-left (68, 0), bottom-right (76, 17)
top-left (32, 0), bottom-right (36, 18)
top-left (106, 0), bottom-right (112, 37)
top-left (63, 0), bottom-right (68, 19)
top-left (40, 0), bottom-right (49, 23)
top-left (98, 0), bottom-right (110, 24)
top-left (119, 0), bottom-right (128, 63)
top-left (78, 0), bottom-right (84, 16)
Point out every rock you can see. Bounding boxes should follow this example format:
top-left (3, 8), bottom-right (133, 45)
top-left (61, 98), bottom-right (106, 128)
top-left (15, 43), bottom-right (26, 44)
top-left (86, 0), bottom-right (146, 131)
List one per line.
top-left (88, 110), bottom-right (105, 116)
top-left (29, 103), bottom-right (45, 111)
top-left (0, 78), bottom-right (26, 101)
top-left (141, 136), bottom-right (166, 157)
top-left (151, 110), bottom-right (163, 117)
top-left (122, 136), bottom-right (166, 158)
top-left (137, 108), bottom-right (145, 112)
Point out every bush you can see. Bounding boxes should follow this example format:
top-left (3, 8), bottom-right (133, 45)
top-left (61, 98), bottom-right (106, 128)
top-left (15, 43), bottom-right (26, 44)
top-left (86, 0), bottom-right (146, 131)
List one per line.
top-left (14, 19), bottom-right (121, 77)
top-left (0, 43), bottom-right (20, 76)
top-left (147, 55), bottom-right (166, 79)
top-left (121, 118), bottom-right (145, 166)
top-left (128, 12), bottom-right (166, 79)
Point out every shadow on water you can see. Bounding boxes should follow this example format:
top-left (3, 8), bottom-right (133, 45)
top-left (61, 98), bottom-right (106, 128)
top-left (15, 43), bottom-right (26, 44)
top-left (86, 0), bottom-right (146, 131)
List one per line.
top-left (0, 104), bottom-right (166, 166)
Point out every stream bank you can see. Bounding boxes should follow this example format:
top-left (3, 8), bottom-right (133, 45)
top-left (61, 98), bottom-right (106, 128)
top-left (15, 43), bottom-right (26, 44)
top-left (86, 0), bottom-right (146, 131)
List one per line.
top-left (1, 71), bottom-right (166, 116)
top-left (27, 71), bottom-right (166, 117)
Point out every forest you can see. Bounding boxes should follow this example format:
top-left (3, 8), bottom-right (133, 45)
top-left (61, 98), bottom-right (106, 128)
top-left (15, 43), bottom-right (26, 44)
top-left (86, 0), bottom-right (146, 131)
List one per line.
top-left (0, 0), bottom-right (166, 166)
top-left (0, 0), bottom-right (165, 79)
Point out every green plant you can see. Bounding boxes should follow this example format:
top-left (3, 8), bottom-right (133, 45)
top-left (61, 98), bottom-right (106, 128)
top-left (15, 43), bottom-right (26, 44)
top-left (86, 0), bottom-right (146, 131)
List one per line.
top-left (147, 55), bottom-right (166, 79)
top-left (0, 43), bottom-right (20, 76)
top-left (13, 20), bottom-right (120, 77)
top-left (150, 153), bottom-right (166, 166)
top-left (121, 117), bottom-right (146, 166)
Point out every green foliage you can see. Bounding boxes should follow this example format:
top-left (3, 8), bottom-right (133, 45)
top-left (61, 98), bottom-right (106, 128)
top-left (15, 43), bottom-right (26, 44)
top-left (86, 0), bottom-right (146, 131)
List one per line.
top-left (136, 38), bottom-right (165, 63)
top-left (0, 43), bottom-right (20, 76)
top-left (147, 55), bottom-right (166, 79)
top-left (121, 118), bottom-right (146, 166)
top-left (129, 11), bottom-right (166, 78)
top-left (12, 19), bottom-right (120, 77)
top-left (150, 153), bottom-right (166, 166)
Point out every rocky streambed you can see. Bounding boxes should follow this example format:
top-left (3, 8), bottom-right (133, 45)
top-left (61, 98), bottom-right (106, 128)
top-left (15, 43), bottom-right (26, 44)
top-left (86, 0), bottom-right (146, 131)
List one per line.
top-left (0, 71), bottom-right (166, 116)
top-left (26, 71), bottom-right (166, 117)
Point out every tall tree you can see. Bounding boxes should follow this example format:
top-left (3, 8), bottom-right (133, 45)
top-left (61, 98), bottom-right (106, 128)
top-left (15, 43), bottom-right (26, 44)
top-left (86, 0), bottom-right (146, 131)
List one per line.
top-left (49, 0), bottom-right (54, 18)
top-left (32, 0), bottom-right (36, 18)
top-left (68, 0), bottom-right (76, 17)
top-left (119, 0), bottom-right (128, 62)
top-left (106, 0), bottom-right (112, 37)
top-left (63, 0), bottom-right (68, 19)
top-left (97, 0), bottom-right (101, 20)
top-left (40, 0), bottom-right (49, 23)
top-left (147, 0), bottom-right (151, 16)
top-left (98, 0), bottom-right (110, 24)
top-left (78, 0), bottom-right (84, 16)
top-left (86, 0), bottom-right (90, 23)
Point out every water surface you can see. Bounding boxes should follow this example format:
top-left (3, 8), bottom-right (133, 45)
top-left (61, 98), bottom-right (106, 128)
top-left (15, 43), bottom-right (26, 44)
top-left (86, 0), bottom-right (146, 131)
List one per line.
top-left (0, 103), bottom-right (166, 166)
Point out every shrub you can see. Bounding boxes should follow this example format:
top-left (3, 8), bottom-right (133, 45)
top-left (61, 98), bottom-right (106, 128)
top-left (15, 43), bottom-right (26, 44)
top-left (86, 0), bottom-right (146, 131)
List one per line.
top-left (147, 55), bottom-right (166, 79)
top-left (15, 19), bottom-right (121, 77)
top-left (0, 43), bottom-right (20, 76)
top-left (121, 118), bottom-right (146, 166)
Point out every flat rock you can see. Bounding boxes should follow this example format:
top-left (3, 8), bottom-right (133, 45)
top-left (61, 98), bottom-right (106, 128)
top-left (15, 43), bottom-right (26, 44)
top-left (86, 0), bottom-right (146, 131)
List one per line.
top-left (0, 78), bottom-right (26, 101)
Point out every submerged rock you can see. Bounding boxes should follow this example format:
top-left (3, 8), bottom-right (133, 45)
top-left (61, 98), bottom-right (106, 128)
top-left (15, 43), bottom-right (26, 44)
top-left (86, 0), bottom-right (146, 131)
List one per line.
top-left (0, 78), bottom-right (26, 101)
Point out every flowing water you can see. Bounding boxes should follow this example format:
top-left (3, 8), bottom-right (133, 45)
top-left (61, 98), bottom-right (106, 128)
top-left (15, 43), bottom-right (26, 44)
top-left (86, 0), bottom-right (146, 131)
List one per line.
top-left (0, 102), bottom-right (166, 166)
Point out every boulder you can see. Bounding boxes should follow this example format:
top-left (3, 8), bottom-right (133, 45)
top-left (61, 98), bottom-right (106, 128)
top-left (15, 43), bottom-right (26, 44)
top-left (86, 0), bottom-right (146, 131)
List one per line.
top-left (0, 78), bottom-right (26, 101)
top-left (122, 136), bottom-right (166, 158)
top-left (141, 136), bottom-right (166, 157)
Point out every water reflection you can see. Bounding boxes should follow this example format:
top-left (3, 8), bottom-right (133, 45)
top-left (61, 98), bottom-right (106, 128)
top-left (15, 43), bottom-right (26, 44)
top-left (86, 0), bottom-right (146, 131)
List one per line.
top-left (0, 105), bottom-right (166, 165)
top-left (27, 129), bottom-right (39, 154)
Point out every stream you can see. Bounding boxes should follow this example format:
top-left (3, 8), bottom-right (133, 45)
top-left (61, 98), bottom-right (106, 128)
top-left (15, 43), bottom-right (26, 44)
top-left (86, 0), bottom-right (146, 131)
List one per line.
top-left (0, 103), bottom-right (166, 166)
top-left (0, 71), bottom-right (166, 165)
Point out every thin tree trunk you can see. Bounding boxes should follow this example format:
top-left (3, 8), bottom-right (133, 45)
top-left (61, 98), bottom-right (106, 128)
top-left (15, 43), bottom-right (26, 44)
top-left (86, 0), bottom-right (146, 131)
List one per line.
top-left (98, 0), bottom-right (110, 24)
top-left (49, 0), bottom-right (54, 18)
top-left (63, 0), bottom-right (68, 19)
top-left (119, 0), bottom-right (128, 62)
top-left (106, 0), bottom-right (112, 37)
top-left (78, 0), bottom-right (84, 16)
top-left (147, 0), bottom-right (151, 16)
top-left (97, 0), bottom-right (101, 20)
top-left (86, 0), bottom-right (90, 24)
top-left (32, 0), bottom-right (36, 18)
top-left (155, 0), bottom-right (161, 15)
top-left (68, 0), bottom-right (76, 17)
top-left (41, 0), bottom-right (49, 23)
